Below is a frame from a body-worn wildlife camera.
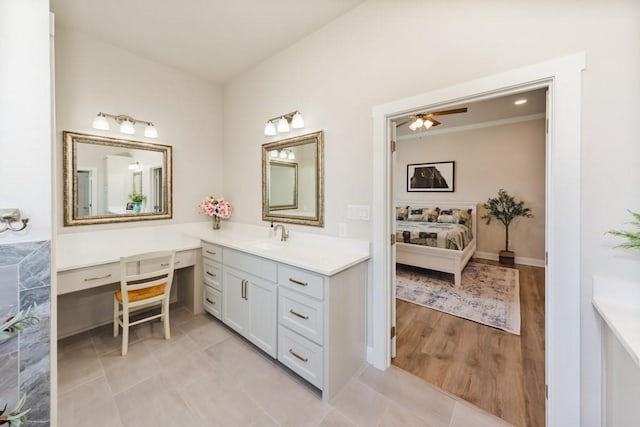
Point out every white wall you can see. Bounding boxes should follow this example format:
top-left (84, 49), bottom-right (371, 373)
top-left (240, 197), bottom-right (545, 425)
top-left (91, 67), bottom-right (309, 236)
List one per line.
top-left (0, 0), bottom-right (52, 244)
top-left (222, 0), bottom-right (640, 424)
top-left (54, 26), bottom-right (223, 233)
top-left (395, 119), bottom-right (545, 261)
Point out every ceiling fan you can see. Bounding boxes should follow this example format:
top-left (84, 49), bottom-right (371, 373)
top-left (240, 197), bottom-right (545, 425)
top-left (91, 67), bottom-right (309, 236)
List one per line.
top-left (397, 107), bottom-right (468, 131)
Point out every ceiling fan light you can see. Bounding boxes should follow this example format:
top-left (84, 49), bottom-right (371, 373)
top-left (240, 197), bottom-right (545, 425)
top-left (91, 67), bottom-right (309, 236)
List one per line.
top-left (409, 121), bottom-right (419, 131)
top-left (120, 119), bottom-right (135, 135)
top-left (291, 111), bottom-right (304, 129)
top-left (424, 119), bottom-right (433, 129)
top-left (276, 117), bottom-right (290, 133)
top-left (264, 120), bottom-right (277, 136)
top-left (92, 113), bottom-right (110, 131)
top-left (414, 118), bottom-right (424, 128)
top-left (144, 123), bottom-right (158, 138)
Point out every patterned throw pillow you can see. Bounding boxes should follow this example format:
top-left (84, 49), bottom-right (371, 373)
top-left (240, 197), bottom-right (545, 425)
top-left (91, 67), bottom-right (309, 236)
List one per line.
top-left (407, 208), bottom-right (425, 221)
top-left (396, 206), bottom-right (409, 221)
top-left (437, 209), bottom-right (456, 223)
top-left (423, 207), bottom-right (440, 222)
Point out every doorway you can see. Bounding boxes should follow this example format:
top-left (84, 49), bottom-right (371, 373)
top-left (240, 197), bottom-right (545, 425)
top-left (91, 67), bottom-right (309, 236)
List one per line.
top-left (76, 167), bottom-right (97, 217)
top-left (370, 53), bottom-right (585, 427)
top-left (389, 89), bottom-right (547, 426)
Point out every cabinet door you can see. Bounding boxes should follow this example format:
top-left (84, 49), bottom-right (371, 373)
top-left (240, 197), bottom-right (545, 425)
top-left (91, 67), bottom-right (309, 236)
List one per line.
top-left (222, 267), bottom-right (249, 335)
top-left (246, 277), bottom-right (278, 358)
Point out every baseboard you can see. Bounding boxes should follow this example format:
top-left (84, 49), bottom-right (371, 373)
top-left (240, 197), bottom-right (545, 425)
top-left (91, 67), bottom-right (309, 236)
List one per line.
top-left (366, 346), bottom-right (375, 365)
top-left (474, 251), bottom-right (545, 268)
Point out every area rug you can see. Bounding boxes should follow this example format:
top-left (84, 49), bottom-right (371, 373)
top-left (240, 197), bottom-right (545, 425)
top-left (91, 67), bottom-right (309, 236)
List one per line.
top-left (396, 262), bottom-right (521, 335)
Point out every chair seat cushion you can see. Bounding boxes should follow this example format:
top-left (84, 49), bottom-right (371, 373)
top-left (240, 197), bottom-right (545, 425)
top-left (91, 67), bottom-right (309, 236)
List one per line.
top-left (115, 283), bottom-right (166, 303)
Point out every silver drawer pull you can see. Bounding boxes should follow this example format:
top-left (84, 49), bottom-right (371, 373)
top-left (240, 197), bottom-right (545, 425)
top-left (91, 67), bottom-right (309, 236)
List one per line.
top-left (205, 298), bottom-right (216, 305)
top-left (206, 250), bottom-right (217, 255)
top-left (83, 273), bottom-right (112, 282)
top-left (206, 271), bottom-right (217, 277)
top-left (289, 309), bottom-right (309, 320)
top-left (161, 261), bottom-right (180, 267)
top-left (289, 349), bottom-right (308, 362)
top-left (289, 278), bottom-right (308, 287)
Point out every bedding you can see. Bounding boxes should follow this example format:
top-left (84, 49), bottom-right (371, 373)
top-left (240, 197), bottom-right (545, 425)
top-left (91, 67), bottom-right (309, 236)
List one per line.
top-left (395, 220), bottom-right (473, 250)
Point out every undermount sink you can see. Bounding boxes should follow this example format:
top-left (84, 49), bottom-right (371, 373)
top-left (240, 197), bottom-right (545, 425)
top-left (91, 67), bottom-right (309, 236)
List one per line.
top-left (247, 239), bottom-right (287, 251)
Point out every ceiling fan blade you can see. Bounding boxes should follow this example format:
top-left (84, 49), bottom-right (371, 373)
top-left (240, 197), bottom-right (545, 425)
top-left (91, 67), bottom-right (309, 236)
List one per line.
top-left (431, 107), bottom-right (468, 116)
top-left (428, 118), bottom-right (441, 127)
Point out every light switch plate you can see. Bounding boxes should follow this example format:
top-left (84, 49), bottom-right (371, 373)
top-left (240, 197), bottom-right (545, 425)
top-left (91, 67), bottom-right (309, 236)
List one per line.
top-left (347, 205), bottom-right (370, 221)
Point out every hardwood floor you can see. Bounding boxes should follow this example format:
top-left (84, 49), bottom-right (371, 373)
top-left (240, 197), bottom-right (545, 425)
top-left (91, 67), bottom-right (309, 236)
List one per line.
top-left (392, 259), bottom-right (545, 427)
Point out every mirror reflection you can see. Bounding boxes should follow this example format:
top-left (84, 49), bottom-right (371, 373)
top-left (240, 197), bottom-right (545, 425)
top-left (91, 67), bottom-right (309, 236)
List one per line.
top-left (262, 131), bottom-right (323, 227)
top-left (63, 131), bottom-right (172, 226)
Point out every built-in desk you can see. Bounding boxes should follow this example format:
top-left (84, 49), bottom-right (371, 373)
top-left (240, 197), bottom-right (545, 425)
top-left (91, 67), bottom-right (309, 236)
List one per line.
top-left (56, 226), bottom-right (203, 337)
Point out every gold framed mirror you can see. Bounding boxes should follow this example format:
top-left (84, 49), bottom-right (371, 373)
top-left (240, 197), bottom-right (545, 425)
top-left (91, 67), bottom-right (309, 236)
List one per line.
top-left (63, 131), bottom-right (172, 226)
top-left (262, 131), bottom-right (324, 227)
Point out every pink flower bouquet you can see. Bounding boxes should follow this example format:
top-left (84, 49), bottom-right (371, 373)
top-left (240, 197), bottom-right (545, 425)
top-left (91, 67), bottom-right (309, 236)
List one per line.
top-left (200, 196), bottom-right (232, 219)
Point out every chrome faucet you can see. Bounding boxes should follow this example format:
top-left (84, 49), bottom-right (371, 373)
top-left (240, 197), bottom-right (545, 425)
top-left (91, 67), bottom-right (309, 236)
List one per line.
top-left (272, 223), bottom-right (289, 242)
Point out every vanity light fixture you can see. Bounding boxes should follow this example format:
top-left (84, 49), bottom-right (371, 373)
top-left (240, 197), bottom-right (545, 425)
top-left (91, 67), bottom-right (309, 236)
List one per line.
top-left (128, 161), bottom-right (140, 171)
top-left (263, 111), bottom-right (304, 136)
top-left (270, 149), bottom-right (296, 160)
top-left (92, 112), bottom-right (159, 138)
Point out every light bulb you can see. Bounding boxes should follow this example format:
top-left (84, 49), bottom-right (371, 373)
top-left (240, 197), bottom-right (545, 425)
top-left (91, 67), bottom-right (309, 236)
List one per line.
top-left (276, 117), bottom-right (290, 133)
top-left (92, 113), bottom-right (110, 131)
top-left (409, 121), bottom-right (419, 131)
top-left (120, 119), bottom-right (135, 135)
top-left (414, 118), bottom-right (424, 128)
top-left (279, 150), bottom-right (288, 159)
top-left (424, 119), bottom-right (433, 129)
top-left (144, 123), bottom-right (158, 138)
top-left (264, 121), bottom-right (276, 136)
top-left (291, 111), bottom-right (304, 129)
top-left (270, 150), bottom-right (279, 158)
top-left (288, 150), bottom-right (295, 160)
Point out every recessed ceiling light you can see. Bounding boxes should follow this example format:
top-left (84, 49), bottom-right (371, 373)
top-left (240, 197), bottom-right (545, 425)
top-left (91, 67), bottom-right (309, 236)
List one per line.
top-left (514, 99), bottom-right (527, 105)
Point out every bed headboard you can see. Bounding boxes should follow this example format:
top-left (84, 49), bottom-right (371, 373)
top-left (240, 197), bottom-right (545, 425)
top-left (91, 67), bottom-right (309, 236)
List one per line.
top-left (395, 201), bottom-right (478, 240)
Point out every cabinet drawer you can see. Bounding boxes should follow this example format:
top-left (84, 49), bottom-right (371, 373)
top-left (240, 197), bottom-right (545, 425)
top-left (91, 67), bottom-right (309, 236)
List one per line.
top-left (279, 287), bottom-right (324, 345)
top-left (224, 248), bottom-right (277, 283)
top-left (203, 258), bottom-right (222, 291)
top-left (140, 250), bottom-right (196, 273)
top-left (58, 263), bottom-right (120, 295)
top-left (201, 241), bottom-right (222, 262)
top-left (278, 326), bottom-right (323, 389)
top-left (203, 285), bottom-right (222, 319)
top-left (278, 264), bottom-right (324, 300)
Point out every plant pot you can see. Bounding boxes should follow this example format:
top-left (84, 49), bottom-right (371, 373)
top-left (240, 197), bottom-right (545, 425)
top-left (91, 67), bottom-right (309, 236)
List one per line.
top-left (499, 250), bottom-right (515, 265)
top-left (134, 201), bottom-right (142, 213)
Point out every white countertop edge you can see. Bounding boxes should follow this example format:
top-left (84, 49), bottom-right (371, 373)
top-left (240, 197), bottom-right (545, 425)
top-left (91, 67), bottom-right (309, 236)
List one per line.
top-left (592, 275), bottom-right (640, 367)
top-left (56, 221), bottom-right (371, 277)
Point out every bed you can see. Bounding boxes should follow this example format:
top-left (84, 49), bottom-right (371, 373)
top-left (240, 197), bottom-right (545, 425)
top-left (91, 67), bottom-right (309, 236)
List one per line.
top-left (395, 202), bottom-right (477, 287)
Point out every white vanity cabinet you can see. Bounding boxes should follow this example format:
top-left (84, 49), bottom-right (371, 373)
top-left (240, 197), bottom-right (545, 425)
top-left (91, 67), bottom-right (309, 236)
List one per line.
top-left (201, 241), bottom-right (223, 319)
top-left (276, 262), bottom-right (367, 401)
top-left (221, 248), bottom-right (278, 358)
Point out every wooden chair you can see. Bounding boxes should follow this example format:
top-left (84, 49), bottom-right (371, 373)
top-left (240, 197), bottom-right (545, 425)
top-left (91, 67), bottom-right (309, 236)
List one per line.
top-left (113, 250), bottom-right (176, 356)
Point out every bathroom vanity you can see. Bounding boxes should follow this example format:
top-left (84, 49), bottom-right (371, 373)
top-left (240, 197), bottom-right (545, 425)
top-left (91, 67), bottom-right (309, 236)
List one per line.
top-left (55, 221), bottom-right (369, 401)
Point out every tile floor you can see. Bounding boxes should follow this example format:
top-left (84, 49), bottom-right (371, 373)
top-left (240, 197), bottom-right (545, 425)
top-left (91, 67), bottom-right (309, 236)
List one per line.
top-left (58, 306), bottom-right (513, 426)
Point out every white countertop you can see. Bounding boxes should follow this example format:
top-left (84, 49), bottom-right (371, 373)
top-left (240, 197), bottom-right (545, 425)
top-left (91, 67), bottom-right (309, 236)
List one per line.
top-left (56, 221), bottom-right (370, 276)
top-left (593, 275), bottom-right (640, 367)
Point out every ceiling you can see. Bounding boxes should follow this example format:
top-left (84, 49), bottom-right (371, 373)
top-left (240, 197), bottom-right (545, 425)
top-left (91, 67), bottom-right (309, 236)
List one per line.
top-left (51, 0), bottom-right (366, 84)
top-left (395, 88), bottom-right (547, 138)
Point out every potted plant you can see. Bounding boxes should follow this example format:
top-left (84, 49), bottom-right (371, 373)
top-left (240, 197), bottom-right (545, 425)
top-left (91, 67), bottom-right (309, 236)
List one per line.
top-left (482, 189), bottom-right (533, 265)
top-left (129, 193), bottom-right (146, 213)
top-left (607, 210), bottom-right (640, 250)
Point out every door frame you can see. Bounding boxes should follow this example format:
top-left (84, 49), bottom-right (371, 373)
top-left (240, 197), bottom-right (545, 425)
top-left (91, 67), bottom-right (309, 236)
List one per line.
top-left (77, 166), bottom-right (98, 216)
top-left (371, 53), bottom-right (585, 426)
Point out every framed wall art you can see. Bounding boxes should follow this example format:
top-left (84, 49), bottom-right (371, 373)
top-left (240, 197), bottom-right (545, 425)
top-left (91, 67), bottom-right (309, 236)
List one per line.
top-left (407, 161), bottom-right (455, 192)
